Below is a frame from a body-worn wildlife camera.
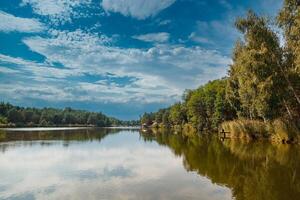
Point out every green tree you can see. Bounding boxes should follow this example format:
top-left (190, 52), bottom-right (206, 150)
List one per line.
top-left (155, 109), bottom-right (166, 123)
top-left (211, 79), bottom-right (236, 128)
top-left (278, 0), bottom-right (300, 75)
top-left (87, 113), bottom-right (96, 125)
top-left (277, 0), bottom-right (300, 121)
top-left (186, 79), bottom-right (234, 130)
top-left (0, 102), bottom-right (13, 116)
top-left (186, 88), bottom-right (208, 130)
top-left (7, 108), bottom-right (23, 124)
top-left (162, 110), bottom-right (170, 125)
top-left (62, 112), bottom-right (76, 124)
top-left (141, 113), bottom-right (154, 125)
top-left (227, 11), bottom-right (282, 121)
top-left (22, 110), bottom-right (34, 123)
top-left (169, 103), bottom-right (186, 125)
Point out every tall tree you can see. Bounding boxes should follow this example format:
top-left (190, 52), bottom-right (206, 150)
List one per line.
top-left (277, 0), bottom-right (300, 119)
top-left (7, 108), bottom-right (23, 124)
top-left (227, 11), bottom-right (283, 121)
top-left (278, 0), bottom-right (300, 74)
top-left (186, 88), bottom-right (209, 130)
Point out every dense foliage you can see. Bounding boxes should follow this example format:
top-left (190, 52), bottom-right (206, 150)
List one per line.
top-left (141, 2), bottom-right (300, 131)
top-left (141, 79), bottom-right (236, 130)
top-left (0, 102), bottom-right (139, 127)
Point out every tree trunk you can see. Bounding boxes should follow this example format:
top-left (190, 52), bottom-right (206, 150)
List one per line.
top-left (283, 99), bottom-right (293, 119)
top-left (280, 66), bottom-right (300, 105)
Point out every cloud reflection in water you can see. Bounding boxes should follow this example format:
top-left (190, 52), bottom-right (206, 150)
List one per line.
top-left (0, 131), bottom-right (232, 200)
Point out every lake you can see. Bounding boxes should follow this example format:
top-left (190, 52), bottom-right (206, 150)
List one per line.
top-left (0, 128), bottom-right (299, 200)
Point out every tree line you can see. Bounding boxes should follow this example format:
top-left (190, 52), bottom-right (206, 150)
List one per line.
top-left (0, 102), bottom-right (139, 127)
top-left (141, 0), bottom-right (300, 131)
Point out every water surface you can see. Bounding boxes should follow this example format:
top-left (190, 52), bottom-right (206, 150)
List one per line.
top-left (0, 128), bottom-right (299, 200)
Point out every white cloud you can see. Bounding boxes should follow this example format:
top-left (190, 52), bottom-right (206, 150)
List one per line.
top-left (0, 66), bottom-right (21, 74)
top-left (0, 28), bottom-right (230, 104)
top-left (0, 54), bottom-right (82, 80)
top-left (21, 0), bottom-right (92, 24)
top-left (20, 30), bottom-right (230, 103)
top-left (0, 82), bottom-right (74, 102)
top-left (132, 32), bottom-right (170, 43)
top-left (158, 19), bottom-right (171, 26)
top-left (101, 0), bottom-right (176, 20)
top-left (0, 11), bottom-right (45, 33)
top-left (189, 32), bottom-right (212, 44)
top-left (189, 19), bottom-right (240, 54)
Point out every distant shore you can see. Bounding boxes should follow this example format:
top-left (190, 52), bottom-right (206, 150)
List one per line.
top-left (0, 126), bottom-right (141, 131)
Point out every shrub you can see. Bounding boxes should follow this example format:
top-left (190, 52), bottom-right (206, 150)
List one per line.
top-left (270, 119), bottom-right (300, 143)
top-left (221, 119), bottom-right (269, 140)
top-left (221, 119), bottom-right (300, 143)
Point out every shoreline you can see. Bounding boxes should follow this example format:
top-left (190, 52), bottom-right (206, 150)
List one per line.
top-left (0, 126), bottom-right (141, 131)
top-left (142, 119), bottom-right (300, 144)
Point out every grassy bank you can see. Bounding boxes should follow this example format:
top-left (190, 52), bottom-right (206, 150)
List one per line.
top-left (144, 118), bottom-right (300, 144)
top-left (221, 119), bottom-right (300, 143)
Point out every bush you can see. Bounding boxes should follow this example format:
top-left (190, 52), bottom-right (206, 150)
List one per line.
top-left (221, 119), bottom-right (300, 143)
top-left (270, 119), bottom-right (300, 143)
top-left (182, 123), bottom-right (197, 137)
top-left (221, 119), bottom-right (269, 140)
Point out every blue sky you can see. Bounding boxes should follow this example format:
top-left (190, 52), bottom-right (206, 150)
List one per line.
top-left (0, 0), bottom-right (283, 119)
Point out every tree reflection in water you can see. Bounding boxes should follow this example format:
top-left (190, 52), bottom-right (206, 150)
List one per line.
top-left (0, 128), bottom-right (299, 200)
top-left (140, 130), bottom-right (300, 200)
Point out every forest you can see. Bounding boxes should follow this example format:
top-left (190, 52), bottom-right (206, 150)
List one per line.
top-left (141, 0), bottom-right (300, 139)
top-left (0, 102), bottom-right (139, 127)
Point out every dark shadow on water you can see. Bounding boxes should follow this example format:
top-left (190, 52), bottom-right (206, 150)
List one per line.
top-left (0, 128), bottom-right (135, 152)
top-left (139, 130), bottom-right (300, 200)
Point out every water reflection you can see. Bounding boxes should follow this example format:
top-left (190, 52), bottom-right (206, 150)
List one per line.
top-left (0, 128), bottom-right (231, 200)
top-left (140, 130), bottom-right (300, 200)
top-left (1, 128), bottom-right (299, 200)
top-left (0, 128), bottom-right (121, 153)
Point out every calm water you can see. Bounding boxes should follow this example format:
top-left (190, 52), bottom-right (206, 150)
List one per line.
top-left (0, 128), bottom-right (299, 200)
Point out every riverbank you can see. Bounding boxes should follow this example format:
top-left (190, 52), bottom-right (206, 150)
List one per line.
top-left (0, 125), bottom-right (140, 131)
top-left (221, 119), bottom-right (300, 144)
top-left (143, 119), bottom-right (300, 144)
